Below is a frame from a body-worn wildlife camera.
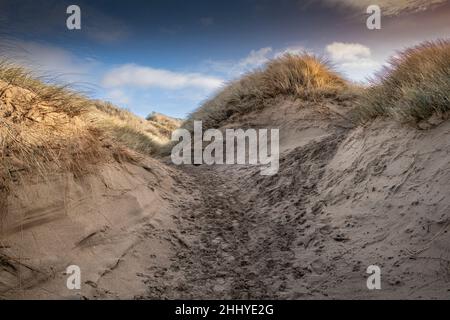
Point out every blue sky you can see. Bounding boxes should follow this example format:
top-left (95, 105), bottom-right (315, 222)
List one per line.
top-left (1, 0), bottom-right (449, 118)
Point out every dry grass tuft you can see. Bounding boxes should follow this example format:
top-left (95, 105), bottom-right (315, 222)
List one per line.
top-left (0, 67), bottom-right (114, 193)
top-left (91, 102), bottom-right (180, 155)
top-left (146, 112), bottom-right (182, 137)
top-left (353, 40), bottom-right (450, 124)
top-left (0, 61), bottom-right (179, 198)
top-left (184, 53), bottom-right (350, 130)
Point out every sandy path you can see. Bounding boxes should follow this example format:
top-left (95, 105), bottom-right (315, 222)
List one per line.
top-left (3, 105), bottom-right (450, 299)
top-left (135, 119), bottom-right (450, 300)
top-left (141, 165), bottom-right (261, 299)
top-left (140, 142), bottom-right (344, 300)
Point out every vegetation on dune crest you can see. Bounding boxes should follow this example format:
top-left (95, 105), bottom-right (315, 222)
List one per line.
top-left (91, 102), bottom-right (179, 155)
top-left (185, 42), bottom-right (450, 130)
top-left (2, 39), bottom-right (448, 191)
top-left (354, 39), bottom-right (450, 124)
top-left (0, 62), bottom-right (103, 191)
top-left (0, 60), bottom-right (87, 116)
top-left (146, 111), bottom-right (182, 134)
top-left (0, 61), bottom-right (176, 193)
top-left (184, 53), bottom-right (351, 131)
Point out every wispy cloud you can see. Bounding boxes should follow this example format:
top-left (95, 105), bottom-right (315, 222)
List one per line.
top-left (102, 64), bottom-right (224, 90)
top-left (204, 48), bottom-right (270, 77)
top-left (238, 47), bottom-right (272, 69)
top-left (205, 45), bottom-right (306, 77)
top-left (322, 0), bottom-right (448, 16)
top-left (107, 89), bottom-right (130, 105)
top-left (2, 40), bottom-right (99, 83)
top-left (274, 46), bottom-right (307, 58)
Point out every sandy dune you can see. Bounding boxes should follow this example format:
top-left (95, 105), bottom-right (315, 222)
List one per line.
top-left (1, 99), bottom-right (450, 299)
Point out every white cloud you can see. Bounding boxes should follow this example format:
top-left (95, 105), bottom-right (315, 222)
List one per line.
top-left (102, 64), bottom-right (224, 91)
top-left (325, 42), bottom-right (381, 81)
top-left (205, 45), bottom-right (307, 77)
top-left (322, 0), bottom-right (447, 16)
top-left (106, 89), bottom-right (130, 105)
top-left (3, 40), bottom-right (98, 83)
top-left (326, 42), bottom-right (371, 62)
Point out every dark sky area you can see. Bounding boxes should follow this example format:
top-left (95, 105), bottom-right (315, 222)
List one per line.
top-left (0, 0), bottom-right (449, 117)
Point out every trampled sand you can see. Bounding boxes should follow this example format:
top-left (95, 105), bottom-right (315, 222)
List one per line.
top-left (1, 99), bottom-right (449, 299)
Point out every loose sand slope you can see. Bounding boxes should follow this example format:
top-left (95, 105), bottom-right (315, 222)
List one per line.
top-left (0, 67), bottom-right (191, 298)
top-left (1, 98), bottom-right (449, 299)
top-left (0, 157), bottom-right (193, 299)
top-left (137, 99), bottom-right (450, 299)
